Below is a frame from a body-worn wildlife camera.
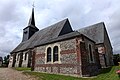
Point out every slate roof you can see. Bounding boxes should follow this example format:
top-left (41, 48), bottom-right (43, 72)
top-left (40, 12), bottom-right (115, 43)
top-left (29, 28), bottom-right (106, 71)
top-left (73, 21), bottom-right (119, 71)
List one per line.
top-left (77, 22), bottom-right (105, 44)
top-left (12, 19), bottom-right (108, 53)
top-left (12, 19), bottom-right (78, 53)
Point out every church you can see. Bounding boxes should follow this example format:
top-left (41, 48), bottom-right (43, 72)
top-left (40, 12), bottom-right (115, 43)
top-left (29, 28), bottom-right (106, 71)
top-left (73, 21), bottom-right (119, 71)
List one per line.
top-left (8, 7), bottom-right (113, 77)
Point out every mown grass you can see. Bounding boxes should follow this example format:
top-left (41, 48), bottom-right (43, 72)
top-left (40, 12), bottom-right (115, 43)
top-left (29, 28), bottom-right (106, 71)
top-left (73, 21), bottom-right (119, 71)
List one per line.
top-left (14, 67), bottom-right (31, 71)
top-left (15, 66), bottom-right (120, 80)
top-left (93, 66), bottom-right (120, 80)
top-left (23, 72), bottom-right (89, 80)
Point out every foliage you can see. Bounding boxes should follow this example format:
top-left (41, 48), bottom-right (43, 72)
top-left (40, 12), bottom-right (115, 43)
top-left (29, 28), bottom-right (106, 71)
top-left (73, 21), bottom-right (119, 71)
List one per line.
top-left (19, 66), bottom-right (120, 80)
top-left (113, 54), bottom-right (120, 65)
top-left (3, 55), bottom-right (9, 67)
top-left (93, 66), bottom-right (120, 80)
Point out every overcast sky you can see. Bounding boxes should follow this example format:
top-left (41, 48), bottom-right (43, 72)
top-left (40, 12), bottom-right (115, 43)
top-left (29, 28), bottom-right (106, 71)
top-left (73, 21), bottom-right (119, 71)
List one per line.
top-left (0, 0), bottom-right (120, 57)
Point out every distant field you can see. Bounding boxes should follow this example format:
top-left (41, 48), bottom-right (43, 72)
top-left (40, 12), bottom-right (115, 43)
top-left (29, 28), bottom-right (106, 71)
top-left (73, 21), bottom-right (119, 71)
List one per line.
top-left (15, 66), bottom-right (120, 80)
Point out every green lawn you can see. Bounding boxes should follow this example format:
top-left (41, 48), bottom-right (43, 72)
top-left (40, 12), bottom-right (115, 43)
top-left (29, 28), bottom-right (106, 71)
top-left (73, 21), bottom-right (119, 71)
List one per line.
top-left (14, 67), bottom-right (31, 71)
top-left (94, 66), bottom-right (120, 80)
top-left (15, 66), bottom-right (120, 80)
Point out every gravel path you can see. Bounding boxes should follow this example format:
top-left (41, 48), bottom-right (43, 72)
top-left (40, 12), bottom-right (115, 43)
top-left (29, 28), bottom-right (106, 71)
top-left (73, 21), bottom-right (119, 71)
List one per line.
top-left (0, 68), bottom-right (37, 80)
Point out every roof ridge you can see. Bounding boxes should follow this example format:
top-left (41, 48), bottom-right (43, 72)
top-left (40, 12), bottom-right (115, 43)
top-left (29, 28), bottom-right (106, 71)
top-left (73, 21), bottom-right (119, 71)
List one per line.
top-left (78, 22), bottom-right (104, 31)
top-left (39, 18), bottom-right (68, 31)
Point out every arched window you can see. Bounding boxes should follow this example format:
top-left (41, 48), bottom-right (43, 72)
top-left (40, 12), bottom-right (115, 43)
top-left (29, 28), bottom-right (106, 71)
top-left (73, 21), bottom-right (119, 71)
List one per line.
top-left (89, 44), bottom-right (93, 61)
top-left (47, 47), bottom-right (51, 62)
top-left (53, 46), bottom-right (58, 62)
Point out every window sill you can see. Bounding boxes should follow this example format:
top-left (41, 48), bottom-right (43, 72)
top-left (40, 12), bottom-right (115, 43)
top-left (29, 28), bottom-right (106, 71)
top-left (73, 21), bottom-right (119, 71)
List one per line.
top-left (46, 61), bottom-right (61, 64)
top-left (46, 62), bottom-right (52, 64)
top-left (53, 61), bottom-right (60, 64)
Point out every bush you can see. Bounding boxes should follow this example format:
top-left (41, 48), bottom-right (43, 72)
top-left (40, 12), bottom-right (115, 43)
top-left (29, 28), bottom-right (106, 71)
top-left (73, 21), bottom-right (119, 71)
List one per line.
top-left (113, 54), bottom-right (120, 66)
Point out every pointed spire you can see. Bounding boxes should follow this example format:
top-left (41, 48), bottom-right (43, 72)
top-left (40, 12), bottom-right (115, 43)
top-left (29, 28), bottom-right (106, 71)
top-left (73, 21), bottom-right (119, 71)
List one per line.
top-left (28, 7), bottom-right (35, 26)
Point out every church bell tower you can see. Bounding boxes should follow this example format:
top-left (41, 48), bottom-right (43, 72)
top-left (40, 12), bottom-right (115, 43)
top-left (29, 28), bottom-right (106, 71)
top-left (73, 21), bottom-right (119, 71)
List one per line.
top-left (22, 8), bottom-right (39, 42)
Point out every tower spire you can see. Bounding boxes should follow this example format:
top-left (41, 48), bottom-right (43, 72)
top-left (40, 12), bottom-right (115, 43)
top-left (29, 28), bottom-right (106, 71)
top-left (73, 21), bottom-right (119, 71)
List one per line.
top-left (28, 2), bottom-right (35, 26)
top-left (22, 1), bottom-right (39, 42)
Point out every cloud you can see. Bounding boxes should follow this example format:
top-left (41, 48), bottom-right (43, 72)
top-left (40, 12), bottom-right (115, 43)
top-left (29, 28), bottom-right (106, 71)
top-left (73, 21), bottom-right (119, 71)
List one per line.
top-left (0, 0), bottom-right (24, 57)
top-left (0, 0), bottom-right (120, 57)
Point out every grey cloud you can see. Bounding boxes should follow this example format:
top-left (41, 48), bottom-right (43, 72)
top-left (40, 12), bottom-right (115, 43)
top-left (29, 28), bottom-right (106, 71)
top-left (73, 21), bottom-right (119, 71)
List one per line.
top-left (0, 0), bottom-right (120, 58)
top-left (36, 0), bottom-right (120, 54)
top-left (0, 0), bottom-right (27, 57)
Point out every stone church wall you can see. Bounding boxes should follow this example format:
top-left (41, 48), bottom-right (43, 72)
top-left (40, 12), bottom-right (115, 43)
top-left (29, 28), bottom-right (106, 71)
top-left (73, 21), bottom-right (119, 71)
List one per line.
top-left (12, 50), bottom-right (29, 67)
top-left (81, 37), bottom-right (100, 76)
top-left (34, 36), bottom-right (100, 76)
top-left (34, 38), bottom-right (80, 75)
top-left (8, 55), bottom-right (13, 67)
top-left (22, 50), bottom-right (29, 67)
top-left (8, 36), bottom-right (100, 77)
top-left (104, 29), bottom-right (114, 66)
top-left (15, 52), bottom-right (21, 67)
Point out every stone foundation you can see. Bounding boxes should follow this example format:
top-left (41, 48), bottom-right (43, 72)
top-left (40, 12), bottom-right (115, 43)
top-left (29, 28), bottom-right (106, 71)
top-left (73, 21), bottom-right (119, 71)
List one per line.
top-left (35, 64), bottom-right (79, 75)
